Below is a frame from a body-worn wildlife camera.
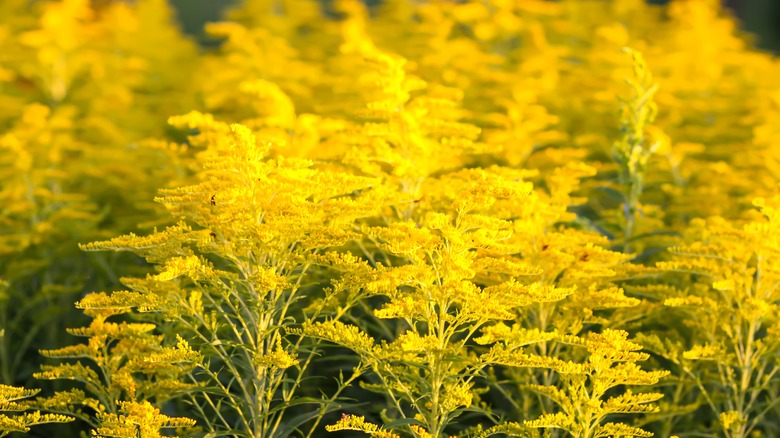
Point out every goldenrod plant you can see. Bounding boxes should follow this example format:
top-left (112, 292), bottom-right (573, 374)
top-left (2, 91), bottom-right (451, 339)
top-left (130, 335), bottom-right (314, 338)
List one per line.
top-left (520, 330), bottom-right (668, 438)
top-left (73, 114), bottom-right (384, 437)
top-left (643, 192), bottom-right (780, 438)
top-left (0, 384), bottom-right (72, 437)
top-left (32, 289), bottom-right (200, 435)
top-left (90, 401), bottom-right (196, 438)
top-left (0, 0), bottom-right (197, 396)
top-left (1, 0), bottom-right (780, 437)
top-left (480, 162), bottom-right (660, 434)
top-left (610, 48), bottom-right (661, 253)
top-left (307, 169), bottom-right (569, 437)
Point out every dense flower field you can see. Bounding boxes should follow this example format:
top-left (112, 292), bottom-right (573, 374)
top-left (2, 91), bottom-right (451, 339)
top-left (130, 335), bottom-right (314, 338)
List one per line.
top-left (2, 0), bottom-right (780, 437)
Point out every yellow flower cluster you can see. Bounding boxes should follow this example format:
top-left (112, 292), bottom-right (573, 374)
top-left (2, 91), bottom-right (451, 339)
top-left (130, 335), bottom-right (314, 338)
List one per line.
top-left (0, 384), bottom-right (72, 436)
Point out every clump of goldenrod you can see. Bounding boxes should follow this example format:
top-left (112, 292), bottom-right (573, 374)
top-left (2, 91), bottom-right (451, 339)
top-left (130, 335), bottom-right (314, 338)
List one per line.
top-left (2, 1), bottom-right (780, 438)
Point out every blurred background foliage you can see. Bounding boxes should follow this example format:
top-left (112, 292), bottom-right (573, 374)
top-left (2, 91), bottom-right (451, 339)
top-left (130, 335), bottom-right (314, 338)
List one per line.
top-left (170, 0), bottom-right (780, 52)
